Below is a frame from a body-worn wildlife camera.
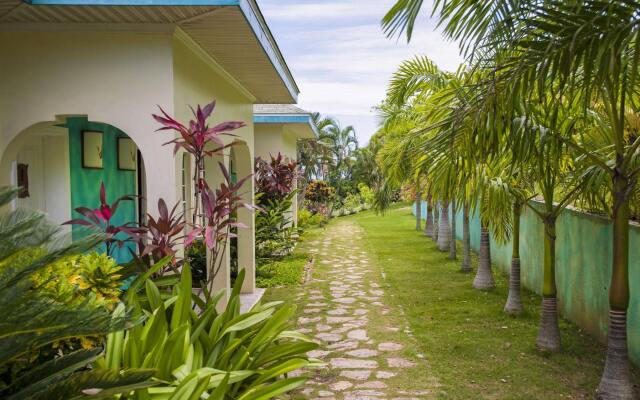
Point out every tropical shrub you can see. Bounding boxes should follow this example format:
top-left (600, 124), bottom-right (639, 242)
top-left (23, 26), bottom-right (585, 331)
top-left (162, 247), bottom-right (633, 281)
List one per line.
top-left (255, 153), bottom-right (300, 262)
top-left (305, 180), bottom-right (335, 216)
top-left (255, 153), bottom-right (298, 204)
top-left (342, 193), bottom-right (362, 211)
top-left (0, 186), bottom-right (153, 400)
top-left (154, 102), bottom-right (252, 293)
top-left (255, 191), bottom-right (298, 263)
top-left (64, 182), bottom-right (143, 257)
top-left (135, 198), bottom-right (186, 273)
top-left (298, 209), bottom-right (327, 229)
top-left (33, 251), bottom-right (124, 309)
top-left (98, 266), bottom-right (319, 399)
top-left (358, 183), bottom-right (375, 207)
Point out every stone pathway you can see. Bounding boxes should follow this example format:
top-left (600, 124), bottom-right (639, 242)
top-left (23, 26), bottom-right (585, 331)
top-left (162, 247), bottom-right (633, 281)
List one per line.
top-left (291, 220), bottom-right (440, 399)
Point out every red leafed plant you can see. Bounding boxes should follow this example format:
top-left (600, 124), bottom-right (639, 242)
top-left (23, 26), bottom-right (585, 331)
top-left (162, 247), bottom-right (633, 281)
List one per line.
top-left (64, 182), bottom-right (143, 256)
top-left (185, 163), bottom-right (253, 293)
top-left (136, 198), bottom-right (186, 271)
top-left (154, 100), bottom-right (253, 290)
top-left (153, 101), bottom-right (245, 225)
top-left (254, 153), bottom-right (298, 205)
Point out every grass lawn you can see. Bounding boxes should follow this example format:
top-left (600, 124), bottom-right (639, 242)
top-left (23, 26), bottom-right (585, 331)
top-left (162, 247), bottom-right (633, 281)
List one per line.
top-left (348, 205), bottom-right (639, 399)
top-left (256, 229), bottom-right (323, 288)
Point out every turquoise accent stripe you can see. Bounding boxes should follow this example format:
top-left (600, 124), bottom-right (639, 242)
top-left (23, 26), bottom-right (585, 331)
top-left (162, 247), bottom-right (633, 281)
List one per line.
top-left (254, 115), bottom-right (310, 124)
top-left (25, 0), bottom-right (238, 5)
top-left (254, 114), bottom-right (319, 138)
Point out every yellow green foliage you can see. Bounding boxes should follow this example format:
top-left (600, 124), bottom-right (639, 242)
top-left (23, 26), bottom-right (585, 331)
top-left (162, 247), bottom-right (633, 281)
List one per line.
top-left (29, 251), bottom-right (123, 309)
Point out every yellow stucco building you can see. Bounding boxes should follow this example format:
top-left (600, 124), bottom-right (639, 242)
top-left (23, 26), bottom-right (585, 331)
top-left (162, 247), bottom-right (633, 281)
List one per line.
top-left (0, 0), bottom-right (309, 307)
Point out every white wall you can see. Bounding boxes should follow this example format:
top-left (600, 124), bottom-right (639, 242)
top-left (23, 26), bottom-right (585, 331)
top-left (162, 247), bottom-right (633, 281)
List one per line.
top-left (0, 28), bottom-right (177, 213)
top-left (0, 123), bottom-right (72, 232)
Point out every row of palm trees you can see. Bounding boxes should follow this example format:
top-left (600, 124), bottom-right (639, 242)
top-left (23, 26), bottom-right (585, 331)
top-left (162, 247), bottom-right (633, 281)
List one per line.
top-left (374, 1), bottom-right (640, 398)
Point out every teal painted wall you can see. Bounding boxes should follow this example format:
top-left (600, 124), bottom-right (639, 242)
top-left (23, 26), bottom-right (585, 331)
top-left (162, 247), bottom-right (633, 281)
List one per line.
top-left (65, 117), bottom-right (137, 263)
top-left (415, 201), bottom-right (640, 365)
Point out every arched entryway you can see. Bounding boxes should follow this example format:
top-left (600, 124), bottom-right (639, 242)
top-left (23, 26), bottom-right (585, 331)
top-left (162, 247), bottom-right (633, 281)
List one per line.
top-left (0, 117), bottom-right (147, 264)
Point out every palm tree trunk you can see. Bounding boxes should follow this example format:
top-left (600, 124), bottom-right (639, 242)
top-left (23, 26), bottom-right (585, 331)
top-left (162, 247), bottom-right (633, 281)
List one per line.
top-left (504, 202), bottom-right (523, 315)
top-left (473, 224), bottom-right (494, 289)
top-left (449, 199), bottom-right (457, 260)
top-left (424, 197), bottom-right (434, 236)
top-left (432, 203), bottom-right (439, 242)
top-left (415, 189), bottom-right (422, 231)
top-left (597, 178), bottom-right (635, 399)
top-left (536, 217), bottom-right (561, 352)
top-left (460, 203), bottom-right (472, 272)
top-left (437, 201), bottom-right (451, 251)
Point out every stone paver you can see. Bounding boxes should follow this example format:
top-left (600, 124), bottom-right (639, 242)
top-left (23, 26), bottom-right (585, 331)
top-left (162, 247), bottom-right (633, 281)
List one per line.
top-left (291, 221), bottom-right (438, 399)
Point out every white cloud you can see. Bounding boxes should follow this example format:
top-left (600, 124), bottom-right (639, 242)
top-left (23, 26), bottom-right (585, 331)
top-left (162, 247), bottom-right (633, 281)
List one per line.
top-left (259, 0), bottom-right (463, 143)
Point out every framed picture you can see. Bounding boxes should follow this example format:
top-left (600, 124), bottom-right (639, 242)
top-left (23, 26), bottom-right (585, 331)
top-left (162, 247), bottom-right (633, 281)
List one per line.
top-left (82, 131), bottom-right (103, 169)
top-left (118, 137), bottom-right (137, 171)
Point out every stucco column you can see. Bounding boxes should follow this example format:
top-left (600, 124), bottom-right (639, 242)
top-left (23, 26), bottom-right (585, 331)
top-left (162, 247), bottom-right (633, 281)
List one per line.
top-left (233, 143), bottom-right (255, 294)
top-left (205, 149), bottom-right (231, 310)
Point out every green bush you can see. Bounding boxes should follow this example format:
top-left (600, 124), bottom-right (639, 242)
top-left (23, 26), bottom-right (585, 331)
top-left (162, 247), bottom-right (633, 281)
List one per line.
top-left (257, 253), bottom-right (309, 288)
top-left (256, 191), bottom-right (298, 263)
top-left (98, 267), bottom-right (319, 398)
top-left (358, 183), bottom-right (375, 207)
top-left (0, 186), bottom-right (153, 400)
top-left (343, 193), bottom-right (362, 210)
top-left (298, 209), bottom-right (327, 229)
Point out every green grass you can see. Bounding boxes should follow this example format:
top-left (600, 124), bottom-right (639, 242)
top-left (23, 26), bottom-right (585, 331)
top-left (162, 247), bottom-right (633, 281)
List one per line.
top-left (348, 205), bottom-right (639, 399)
top-left (256, 228), bottom-right (325, 288)
top-left (256, 252), bottom-right (309, 288)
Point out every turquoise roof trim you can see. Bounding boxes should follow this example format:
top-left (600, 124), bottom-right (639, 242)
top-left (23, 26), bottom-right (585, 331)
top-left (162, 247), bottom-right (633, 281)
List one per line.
top-left (22, 0), bottom-right (299, 102)
top-left (254, 114), bottom-right (319, 138)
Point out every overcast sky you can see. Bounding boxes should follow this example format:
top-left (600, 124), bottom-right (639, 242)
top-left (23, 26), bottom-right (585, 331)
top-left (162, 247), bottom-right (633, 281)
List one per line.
top-left (259, 0), bottom-right (464, 145)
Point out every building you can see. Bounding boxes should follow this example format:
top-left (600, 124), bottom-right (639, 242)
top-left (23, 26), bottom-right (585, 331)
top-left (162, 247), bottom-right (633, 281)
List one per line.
top-left (0, 0), bottom-right (303, 307)
top-left (253, 104), bottom-right (317, 225)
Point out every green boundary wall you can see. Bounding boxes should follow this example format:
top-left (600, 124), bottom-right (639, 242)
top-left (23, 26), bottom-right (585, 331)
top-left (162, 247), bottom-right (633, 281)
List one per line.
top-left (415, 201), bottom-right (640, 365)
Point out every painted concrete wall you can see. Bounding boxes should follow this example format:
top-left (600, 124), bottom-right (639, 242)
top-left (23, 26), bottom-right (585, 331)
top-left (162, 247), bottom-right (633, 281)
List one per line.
top-left (415, 201), bottom-right (640, 365)
top-left (0, 28), bottom-right (177, 214)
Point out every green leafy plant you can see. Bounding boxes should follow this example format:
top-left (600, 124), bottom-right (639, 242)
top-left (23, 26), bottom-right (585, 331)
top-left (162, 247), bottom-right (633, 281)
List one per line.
top-left (297, 209), bottom-right (327, 229)
top-left (358, 183), bottom-right (375, 207)
top-left (98, 266), bottom-right (320, 398)
top-left (0, 186), bottom-right (154, 400)
top-left (255, 191), bottom-right (298, 263)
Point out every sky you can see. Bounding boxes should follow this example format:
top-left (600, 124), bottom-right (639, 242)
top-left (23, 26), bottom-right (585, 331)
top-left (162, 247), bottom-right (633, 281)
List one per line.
top-left (259, 0), bottom-right (464, 145)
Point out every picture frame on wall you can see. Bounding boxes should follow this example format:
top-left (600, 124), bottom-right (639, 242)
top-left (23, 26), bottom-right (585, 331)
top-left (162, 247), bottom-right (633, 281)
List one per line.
top-left (118, 137), bottom-right (137, 171)
top-left (81, 131), bottom-right (103, 169)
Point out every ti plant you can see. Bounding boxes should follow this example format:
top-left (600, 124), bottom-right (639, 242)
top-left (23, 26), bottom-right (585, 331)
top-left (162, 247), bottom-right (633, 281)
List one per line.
top-left (186, 163), bottom-right (253, 294)
top-left (98, 266), bottom-right (320, 399)
top-left (254, 153), bottom-right (298, 205)
top-left (153, 100), bottom-right (245, 226)
top-left (64, 182), bottom-right (143, 257)
top-left (135, 198), bottom-right (187, 273)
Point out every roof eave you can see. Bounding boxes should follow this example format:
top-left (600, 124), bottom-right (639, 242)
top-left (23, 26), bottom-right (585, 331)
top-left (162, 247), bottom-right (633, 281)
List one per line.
top-left (254, 114), bottom-right (318, 139)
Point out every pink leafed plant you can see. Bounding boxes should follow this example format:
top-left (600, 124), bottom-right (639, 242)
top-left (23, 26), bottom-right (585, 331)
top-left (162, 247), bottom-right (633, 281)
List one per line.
top-left (64, 182), bottom-right (143, 256)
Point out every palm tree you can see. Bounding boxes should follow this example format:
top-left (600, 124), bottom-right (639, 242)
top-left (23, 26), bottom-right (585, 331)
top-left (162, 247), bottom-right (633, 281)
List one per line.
top-left (383, 2), bottom-right (640, 395)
